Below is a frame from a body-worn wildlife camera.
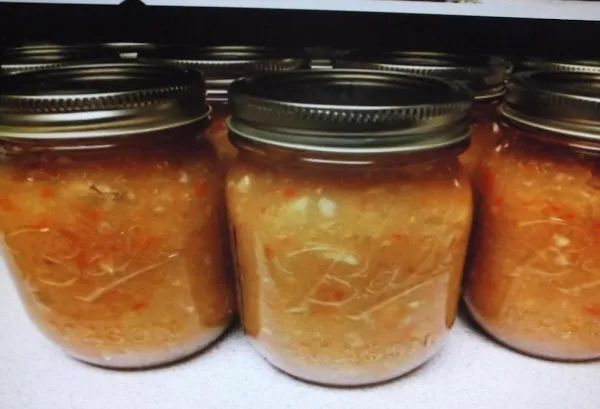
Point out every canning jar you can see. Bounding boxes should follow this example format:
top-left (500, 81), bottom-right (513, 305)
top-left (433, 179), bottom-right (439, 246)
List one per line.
top-left (1, 44), bottom-right (118, 75)
top-left (0, 64), bottom-right (234, 367)
top-left (465, 71), bottom-right (600, 360)
top-left (335, 52), bottom-right (506, 175)
top-left (226, 70), bottom-right (474, 385)
top-left (140, 46), bottom-right (308, 164)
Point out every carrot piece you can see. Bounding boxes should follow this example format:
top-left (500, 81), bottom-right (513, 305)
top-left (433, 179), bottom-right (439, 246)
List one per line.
top-left (57, 227), bottom-right (81, 244)
top-left (80, 208), bottom-right (101, 223)
top-left (194, 180), bottom-right (207, 198)
top-left (0, 196), bottom-right (16, 211)
top-left (132, 234), bottom-right (159, 254)
top-left (40, 187), bottom-right (55, 199)
top-left (282, 187), bottom-right (297, 199)
top-left (390, 233), bottom-right (404, 241)
top-left (73, 251), bottom-right (91, 270)
top-left (585, 304), bottom-right (600, 317)
top-left (264, 245), bottom-right (275, 261)
top-left (542, 202), bottom-right (576, 221)
top-left (27, 217), bottom-right (50, 229)
top-left (131, 302), bottom-right (147, 311)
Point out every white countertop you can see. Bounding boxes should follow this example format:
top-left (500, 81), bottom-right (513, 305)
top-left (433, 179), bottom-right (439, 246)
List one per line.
top-left (1, 260), bottom-right (598, 409)
top-left (3, 0), bottom-right (600, 22)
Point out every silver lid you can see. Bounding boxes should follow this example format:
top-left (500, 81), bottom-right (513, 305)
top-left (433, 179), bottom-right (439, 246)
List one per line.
top-left (1, 44), bottom-right (119, 75)
top-left (139, 45), bottom-right (308, 101)
top-left (228, 69), bottom-right (473, 157)
top-left (515, 58), bottom-right (600, 74)
top-left (335, 51), bottom-right (506, 100)
top-left (500, 71), bottom-right (600, 151)
top-left (99, 42), bottom-right (158, 60)
top-left (0, 63), bottom-right (210, 140)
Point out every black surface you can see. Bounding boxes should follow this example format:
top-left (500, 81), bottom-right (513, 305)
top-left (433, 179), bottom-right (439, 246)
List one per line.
top-left (0, 2), bottom-right (599, 57)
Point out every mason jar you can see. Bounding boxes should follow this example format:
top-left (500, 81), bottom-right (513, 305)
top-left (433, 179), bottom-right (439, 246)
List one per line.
top-left (335, 51), bottom-right (506, 175)
top-left (0, 64), bottom-right (234, 368)
top-left (139, 46), bottom-right (308, 164)
top-left (465, 71), bottom-right (600, 360)
top-left (226, 70), bottom-right (474, 385)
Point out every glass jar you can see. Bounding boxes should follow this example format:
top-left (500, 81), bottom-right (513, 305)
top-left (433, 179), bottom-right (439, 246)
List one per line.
top-left (0, 44), bottom-right (118, 75)
top-left (0, 64), bottom-right (234, 368)
top-left (226, 70), bottom-right (474, 385)
top-left (465, 71), bottom-right (600, 361)
top-left (335, 52), bottom-right (506, 175)
top-left (139, 46), bottom-right (308, 165)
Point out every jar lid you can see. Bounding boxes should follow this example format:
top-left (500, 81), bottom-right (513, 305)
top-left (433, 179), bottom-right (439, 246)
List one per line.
top-left (335, 51), bottom-right (506, 100)
top-left (99, 42), bottom-right (158, 59)
top-left (228, 69), bottom-right (473, 157)
top-left (139, 45), bottom-right (308, 101)
top-left (515, 58), bottom-right (600, 74)
top-left (500, 71), bottom-right (600, 151)
top-left (1, 44), bottom-right (119, 74)
top-left (0, 63), bottom-right (210, 140)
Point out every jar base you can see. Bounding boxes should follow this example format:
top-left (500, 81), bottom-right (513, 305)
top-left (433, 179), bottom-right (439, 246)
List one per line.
top-left (249, 335), bottom-right (446, 386)
top-left (62, 323), bottom-right (231, 369)
top-left (464, 299), bottom-right (600, 362)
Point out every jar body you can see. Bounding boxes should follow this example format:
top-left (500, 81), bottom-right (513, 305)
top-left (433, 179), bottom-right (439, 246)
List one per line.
top-left (208, 102), bottom-right (238, 164)
top-left (0, 127), bottom-right (234, 367)
top-left (465, 124), bottom-right (600, 360)
top-left (227, 153), bottom-right (472, 385)
top-left (459, 100), bottom-right (501, 175)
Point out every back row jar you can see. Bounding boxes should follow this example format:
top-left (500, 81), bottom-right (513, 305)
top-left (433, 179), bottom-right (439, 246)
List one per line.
top-left (465, 71), bottom-right (600, 360)
top-left (0, 64), bottom-right (234, 367)
top-left (140, 46), bottom-right (308, 164)
top-left (226, 70), bottom-right (474, 385)
top-left (335, 52), bottom-right (507, 174)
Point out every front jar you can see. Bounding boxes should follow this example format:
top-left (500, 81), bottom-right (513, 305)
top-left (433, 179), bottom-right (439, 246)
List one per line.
top-left (465, 71), bottom-right (600, 360)
top-left (0, 64), bottom-right (234, 368)
top-left (226, 70), bottom-right (474, 385)
top-left (334, 52), bottom-right (506, 175)
top-left (139, 45), bottom-right (308, 164)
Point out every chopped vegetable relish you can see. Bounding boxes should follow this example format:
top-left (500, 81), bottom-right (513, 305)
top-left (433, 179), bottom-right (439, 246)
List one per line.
top-left (466, 126), bottom-right (600, 360)
top-left (227, 155), bottom-right (472, 385)
top-left (0, 133), bottom-right (233, 367)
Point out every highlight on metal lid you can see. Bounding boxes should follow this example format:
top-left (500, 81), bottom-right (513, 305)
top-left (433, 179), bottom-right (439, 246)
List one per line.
top-left (228, 69), bottom-right (473, 156)
top-left (139, 45), bottom-right (309, 100)
top-left (99, 42), bottom-right (159, 60)
top-left (514, 57), bottom-right (600, 74)
top-left (0, 63), bottom-right (210, 140)
top-left (334, 51), bottom-right (506, 100)
top-left (1, 44), bottom-right (119, 75)
top-left (500, 71), bottom-right (600, 150)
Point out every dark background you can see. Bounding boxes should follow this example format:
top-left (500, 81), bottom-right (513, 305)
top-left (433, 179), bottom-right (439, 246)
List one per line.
top-left (0, 1), bottom-right (599, 57)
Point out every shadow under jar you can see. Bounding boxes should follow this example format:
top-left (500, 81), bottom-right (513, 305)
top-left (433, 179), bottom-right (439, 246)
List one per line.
top-left (335, 51), bottom-right (507, 175)
top-left (465, 71), bottom-right (600, 361)
top-left (139, 45), bottom-right (308, 165)
top-left (0, 64), bottom-right (234, 368)
top-left (226, 70), bottom-right (474, 385)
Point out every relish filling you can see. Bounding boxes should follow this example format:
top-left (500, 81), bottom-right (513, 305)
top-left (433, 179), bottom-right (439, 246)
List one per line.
top-left (0, 135), bottom-right (234, 367)
top-left (466, 126), bottom-right (600, 360)
top-left (227, 156), bottom-right (472, 384)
